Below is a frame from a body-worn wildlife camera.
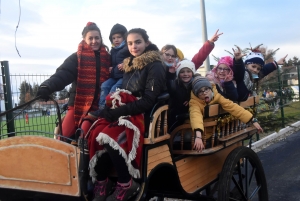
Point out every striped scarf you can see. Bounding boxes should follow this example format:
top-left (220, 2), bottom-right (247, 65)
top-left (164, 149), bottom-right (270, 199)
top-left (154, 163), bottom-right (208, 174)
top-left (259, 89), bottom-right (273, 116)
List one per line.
top-left (74, 40), bottom-right (111, 126)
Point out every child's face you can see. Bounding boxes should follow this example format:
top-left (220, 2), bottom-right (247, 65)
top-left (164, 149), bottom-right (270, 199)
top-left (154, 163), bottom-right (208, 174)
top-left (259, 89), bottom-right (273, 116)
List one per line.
top-left (197, 87), bottom-right (213, 103)
top-left (162, 48), bottom-right (176, 64)
top-left (179, 68), bottom-right (193, 83)
top-left (246, 63), bottom-right (261, 74)
top-left (216, 64), bottom-right (230, 79)
top-left (127, 33), bottom-right (149, 57)
top-left (112, 33), bottom-right (124, 47)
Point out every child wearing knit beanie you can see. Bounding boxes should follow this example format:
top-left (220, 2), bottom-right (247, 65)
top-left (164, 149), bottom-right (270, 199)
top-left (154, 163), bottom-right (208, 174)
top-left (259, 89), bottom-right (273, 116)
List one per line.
top-left (233, 45), bottom-right (288, 101)
top-left (167, 60), bottom-right (195, 131)
top-left (206, 55), bottom-right (239, 101)
top-left (189, 75), bottom-right (263, 151)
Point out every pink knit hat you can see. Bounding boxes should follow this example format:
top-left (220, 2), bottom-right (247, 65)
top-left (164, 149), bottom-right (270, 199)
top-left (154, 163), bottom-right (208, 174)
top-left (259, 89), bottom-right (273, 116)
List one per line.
top-left (206, 56), bottom-right (234, 87)
top-left (216, 56), bottom-right (233, 69)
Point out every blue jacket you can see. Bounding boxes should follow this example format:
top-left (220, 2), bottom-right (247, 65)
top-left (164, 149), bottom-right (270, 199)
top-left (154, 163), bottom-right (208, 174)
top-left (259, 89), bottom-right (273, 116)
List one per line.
top-left (110, 45), bottom-right (130, 79)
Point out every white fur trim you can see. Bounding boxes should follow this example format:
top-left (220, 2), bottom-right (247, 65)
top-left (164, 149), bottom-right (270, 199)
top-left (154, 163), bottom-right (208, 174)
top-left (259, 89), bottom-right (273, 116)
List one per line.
top-left (118, 117), bottom-right (140, 163)
top-left (109, 88), bottom-right (132, 109)
top-left (89, 149), bottom-right (107, 183)
top-left (96, 129), bottom-right (141, 178)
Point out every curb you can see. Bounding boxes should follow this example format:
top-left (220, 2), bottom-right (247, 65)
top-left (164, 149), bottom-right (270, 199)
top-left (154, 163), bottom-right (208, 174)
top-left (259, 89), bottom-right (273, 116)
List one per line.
top-left (252, 121), bottom-right (300, 152)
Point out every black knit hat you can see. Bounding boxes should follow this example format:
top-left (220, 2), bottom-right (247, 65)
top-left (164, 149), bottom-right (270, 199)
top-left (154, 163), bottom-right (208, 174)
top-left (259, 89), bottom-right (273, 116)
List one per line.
top-left (109, 23), bottom-right (127, 43)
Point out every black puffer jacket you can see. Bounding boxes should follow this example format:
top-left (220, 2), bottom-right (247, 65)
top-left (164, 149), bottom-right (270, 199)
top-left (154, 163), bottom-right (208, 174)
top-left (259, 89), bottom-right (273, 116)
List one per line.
top-left (104, 44), bottom-right (167, 123)
top-left (110, 45), bottom-right (130, 79)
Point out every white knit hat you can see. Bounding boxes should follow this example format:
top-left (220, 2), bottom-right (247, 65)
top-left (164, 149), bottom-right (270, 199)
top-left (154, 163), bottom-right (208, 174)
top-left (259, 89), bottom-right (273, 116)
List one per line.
top-left (176, 60), bottom-right (195, 77)
top-left (245, 52), bottom-right (265, 67)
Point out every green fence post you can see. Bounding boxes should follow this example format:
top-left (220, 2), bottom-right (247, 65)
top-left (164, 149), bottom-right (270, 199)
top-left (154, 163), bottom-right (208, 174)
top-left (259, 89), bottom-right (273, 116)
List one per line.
top-left (298, 65), bottom-right (300, 100)
top-left (277, 66), bottom-right (285, 128)
top-left (1, 61), bottom-right (15, 136)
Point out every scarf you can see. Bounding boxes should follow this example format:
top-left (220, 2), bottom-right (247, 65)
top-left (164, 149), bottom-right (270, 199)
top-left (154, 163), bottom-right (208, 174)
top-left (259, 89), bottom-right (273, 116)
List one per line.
top-left (113, 40), bottom-right (126, 50)
top-left (88, 89), bottom-right (144, 181)
top-left (74, 40), bottom-right (111, 127)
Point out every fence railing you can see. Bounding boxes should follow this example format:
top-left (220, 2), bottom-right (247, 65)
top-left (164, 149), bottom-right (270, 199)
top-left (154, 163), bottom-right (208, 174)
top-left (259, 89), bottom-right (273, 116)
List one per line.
top-left (0, 61), bottom-right (68, 136)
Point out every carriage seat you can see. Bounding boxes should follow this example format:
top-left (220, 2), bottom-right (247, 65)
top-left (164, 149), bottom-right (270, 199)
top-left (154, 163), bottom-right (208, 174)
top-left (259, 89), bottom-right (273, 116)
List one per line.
top-left (144, 92), bottom-right (170, 144)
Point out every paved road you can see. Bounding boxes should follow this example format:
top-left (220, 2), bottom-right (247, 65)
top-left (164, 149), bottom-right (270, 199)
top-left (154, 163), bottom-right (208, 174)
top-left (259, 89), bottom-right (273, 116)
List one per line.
top-left (258, 130), bottom-right (300, 201)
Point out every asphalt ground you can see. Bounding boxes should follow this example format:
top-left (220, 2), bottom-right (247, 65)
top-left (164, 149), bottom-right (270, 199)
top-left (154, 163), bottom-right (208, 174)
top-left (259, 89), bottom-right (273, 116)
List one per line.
top-left (258, 130), bottom-right (300, 201)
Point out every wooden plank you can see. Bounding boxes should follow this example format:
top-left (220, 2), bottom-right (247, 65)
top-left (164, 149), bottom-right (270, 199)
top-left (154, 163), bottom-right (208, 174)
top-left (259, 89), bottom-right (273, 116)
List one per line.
top-left (148, 150), bottom-right (171, 163)
top-left (144, 134), bottom-right (170, 144)
top-left (172, 145), bottom-right (224, 155)
top-left (0, 136), bottom-right (79, 196)
top-left (147, 156), bottom-right (173, 170)
top-left (204, 121), bottom-right (217, 127)
top-left (239, 96), bottom-right (255, 108)
top-left (148, 144), bottom-right (169, 157)
top-left (208, 104), bottom-right (219, 117)
top-left (175, 144), bottom-right (240, 192)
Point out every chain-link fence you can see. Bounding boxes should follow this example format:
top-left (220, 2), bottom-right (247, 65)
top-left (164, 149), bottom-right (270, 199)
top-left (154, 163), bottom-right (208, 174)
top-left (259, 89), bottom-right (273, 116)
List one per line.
top-left (0, 61), bottom-right (69, 138)
top-left (256, 65), bottom-right (300, 137)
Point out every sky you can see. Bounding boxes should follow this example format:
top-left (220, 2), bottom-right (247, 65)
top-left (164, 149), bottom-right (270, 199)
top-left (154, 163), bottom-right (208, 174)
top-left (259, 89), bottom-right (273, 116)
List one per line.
top-left (1, 0), bottom-right (300, 75)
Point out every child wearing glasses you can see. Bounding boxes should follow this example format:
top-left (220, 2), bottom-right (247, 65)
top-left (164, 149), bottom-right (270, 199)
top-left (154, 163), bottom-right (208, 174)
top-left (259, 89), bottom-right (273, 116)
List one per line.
top-left (189, 75), bottom-right (263, 151)
top-left (206, 56), bottom-right (239, 101)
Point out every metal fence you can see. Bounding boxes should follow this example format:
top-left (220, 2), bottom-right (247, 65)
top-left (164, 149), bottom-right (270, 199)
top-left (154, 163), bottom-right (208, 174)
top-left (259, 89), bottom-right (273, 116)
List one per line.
top-left (0, 61), bottom-right (68, 138)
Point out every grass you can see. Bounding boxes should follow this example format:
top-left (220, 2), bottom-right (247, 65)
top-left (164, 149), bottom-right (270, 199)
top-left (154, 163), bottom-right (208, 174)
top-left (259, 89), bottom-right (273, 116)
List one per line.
top-left (0, 113), bottom-right (64, 138)
top-left (257, 100), bottom-right (300, 135)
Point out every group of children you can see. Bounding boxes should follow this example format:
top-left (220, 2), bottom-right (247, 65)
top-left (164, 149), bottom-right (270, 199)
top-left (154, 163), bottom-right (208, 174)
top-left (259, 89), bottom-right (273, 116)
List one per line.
top-left (86, 23), bottom-right (287, 153)
top-left (166, 34), bottom-right (287, 151)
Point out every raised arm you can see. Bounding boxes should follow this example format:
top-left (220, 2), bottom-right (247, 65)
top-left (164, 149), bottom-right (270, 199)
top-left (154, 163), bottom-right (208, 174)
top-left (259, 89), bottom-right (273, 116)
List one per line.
top-left (192, 29), bottom-right (223, 69)
top-left (260, 54), bottom-right (288, 78)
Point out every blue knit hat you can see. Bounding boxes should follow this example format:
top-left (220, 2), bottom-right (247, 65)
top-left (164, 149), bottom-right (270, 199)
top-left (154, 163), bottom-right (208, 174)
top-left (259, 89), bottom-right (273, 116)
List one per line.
top-left (245, 52), bottom-right (264, 67)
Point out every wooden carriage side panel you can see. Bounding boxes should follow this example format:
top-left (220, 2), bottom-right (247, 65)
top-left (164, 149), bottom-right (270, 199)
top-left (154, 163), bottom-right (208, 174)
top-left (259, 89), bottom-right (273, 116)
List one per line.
top-left (239, 96), bottom-right (256, 108)
top-left (0, 136), bottom-right (79, 196)
top-left (147, 144), bottom-right (172, 176)
top-left (175, 143), bottom-right (241, 193)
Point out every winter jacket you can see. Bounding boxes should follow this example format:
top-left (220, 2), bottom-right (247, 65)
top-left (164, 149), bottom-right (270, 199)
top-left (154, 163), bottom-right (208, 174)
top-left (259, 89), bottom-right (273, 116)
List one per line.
top-left (191, 40), bottom-right (215, 69)
top-left (167, 72), bottom-right (192, 129)
top-left (104, 44), bottom-right (167, 127)
top-left (41, 51), bottom-right (102, 107)
top-left (110, 45), bottom-right (131, 79)
top-left (236, 61), bottom-right (278, 101)
top-left (189, 84), bottom-right (253, 139)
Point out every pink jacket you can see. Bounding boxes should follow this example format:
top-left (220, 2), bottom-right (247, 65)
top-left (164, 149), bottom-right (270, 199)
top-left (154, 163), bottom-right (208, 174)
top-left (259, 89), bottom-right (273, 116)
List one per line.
top-left (191, 40), bottom-right (214, 70)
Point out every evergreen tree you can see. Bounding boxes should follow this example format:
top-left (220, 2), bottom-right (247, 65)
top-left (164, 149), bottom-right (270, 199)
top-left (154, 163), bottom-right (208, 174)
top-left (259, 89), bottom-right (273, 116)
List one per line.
top-left (19, 81), bottom-right (33, 105)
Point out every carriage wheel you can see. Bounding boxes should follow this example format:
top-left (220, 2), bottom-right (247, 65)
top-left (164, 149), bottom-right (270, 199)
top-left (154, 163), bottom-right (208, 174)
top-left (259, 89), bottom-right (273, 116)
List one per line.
top-left (218, 146), bottom-right (268, 201)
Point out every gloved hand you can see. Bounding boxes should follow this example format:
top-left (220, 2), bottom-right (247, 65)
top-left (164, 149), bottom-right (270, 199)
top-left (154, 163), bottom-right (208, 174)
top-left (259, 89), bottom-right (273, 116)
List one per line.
top-left (99, 106), bottom-right (128, 122)
top-left (98, 107), bottom-right (116, 122)
top-left (36, 86), bottom-right (50, 101)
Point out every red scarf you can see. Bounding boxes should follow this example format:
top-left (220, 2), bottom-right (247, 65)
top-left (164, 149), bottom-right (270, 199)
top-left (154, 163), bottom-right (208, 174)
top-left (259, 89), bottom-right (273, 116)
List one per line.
top-left (88, 89), bottom-right (144, 180)
top-left (74, 40), bottom-right (111, 126)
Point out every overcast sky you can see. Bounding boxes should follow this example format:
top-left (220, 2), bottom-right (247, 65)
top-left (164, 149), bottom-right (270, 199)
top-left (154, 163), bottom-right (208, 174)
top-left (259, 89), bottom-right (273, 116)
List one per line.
top-left (1, 0), bottom-right (300, 75)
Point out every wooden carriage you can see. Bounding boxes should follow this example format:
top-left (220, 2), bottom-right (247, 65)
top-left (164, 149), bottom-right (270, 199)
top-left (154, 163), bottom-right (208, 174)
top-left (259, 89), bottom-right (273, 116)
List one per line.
top-left (0, 95), bottom-right (268, 201)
